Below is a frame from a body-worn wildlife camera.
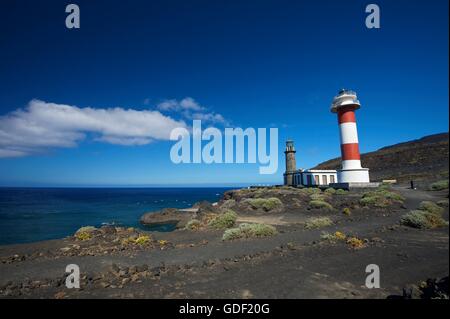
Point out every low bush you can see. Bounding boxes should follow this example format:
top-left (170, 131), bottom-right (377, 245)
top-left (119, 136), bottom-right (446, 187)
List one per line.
top-left (222, 223), bottom-right (277, 241)
top-left (134, 235), bottom-right (151, 245)
top-left (320, 231), bottom-right (346, 242)
top-left (305, 217), bottom-right (333, 229)
top-left (334, 231), bottom-right (347, 240)
top-left (378, 183), bottom-right (392, 191)
top-left (342, 207), bottom-right (351, 216)
top-left (122, 234), bottom-right (152, 246)
top-left (310, 193), bottom-right (327, 201)
top-left (299, 188), bottom-right (323, 195)
top-left (208, 210), bottom-right (237, 229)
top-left (309, 200), bottom-right (333, 210)
top-left (185, 219), bottom-right (201, 230)
top-left (75, 231), bottom-right (92, 241)
top-left (243, 197), bottom-right (283, 211)
top-left (324, 188), bottom-right (336, 195)
top-left (379, 190), bottom-right (405, 202)
top-left (220, 199), bottom-right (236, 210)
top-left (429, 180), bottom-right (449, 191)
top-left (400, 210), bottom-right (448, 229)
top-left (359, 195), bottom-right (389, 207)
top-left (346, 237), bottom-right (365, 249)
top-left (419, 201), bottom-right (444, 215)
top-left (335, 189), bottom-right (348, 195)
top-left (359, 189), bottom-right (404, 207)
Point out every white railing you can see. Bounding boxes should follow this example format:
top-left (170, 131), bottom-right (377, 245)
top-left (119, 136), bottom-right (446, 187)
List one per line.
top-left (333, 90), bottom-right (357, 99)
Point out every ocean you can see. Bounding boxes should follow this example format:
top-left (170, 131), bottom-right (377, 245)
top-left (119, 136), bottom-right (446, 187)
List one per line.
top-left (0, 187), bottom-right (232, 245)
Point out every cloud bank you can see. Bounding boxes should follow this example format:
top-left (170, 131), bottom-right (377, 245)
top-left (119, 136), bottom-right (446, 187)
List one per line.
top-left (0, 99), bottom-right (187, 158)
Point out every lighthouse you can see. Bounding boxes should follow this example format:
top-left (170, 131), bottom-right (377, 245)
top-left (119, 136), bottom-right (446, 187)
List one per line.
top-left (331, 89), bottom-right (370, 184)
top-left (283, 140), bottom-right (297, 186)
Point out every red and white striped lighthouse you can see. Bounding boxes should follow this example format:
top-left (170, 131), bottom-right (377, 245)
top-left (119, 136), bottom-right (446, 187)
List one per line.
top-left (331, 89), bottom-right (370, 183)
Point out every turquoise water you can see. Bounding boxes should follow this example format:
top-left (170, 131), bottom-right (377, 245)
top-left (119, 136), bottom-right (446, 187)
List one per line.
top-left (0, 187), bottom-right (231, 245)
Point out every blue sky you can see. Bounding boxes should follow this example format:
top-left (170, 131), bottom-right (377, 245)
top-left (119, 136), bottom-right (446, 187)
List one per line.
top-left (0, 0), bottom-right (448, 186)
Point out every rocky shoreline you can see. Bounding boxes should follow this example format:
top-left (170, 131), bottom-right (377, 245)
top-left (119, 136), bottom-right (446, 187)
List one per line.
top-left (0, 183), bottom-right (448, 299)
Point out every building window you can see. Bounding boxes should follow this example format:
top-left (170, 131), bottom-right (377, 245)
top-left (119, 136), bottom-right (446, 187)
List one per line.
top-left (330, 175), bottom-right (335, 183)
top-left (314, 175), bottom-right (319, 185)
top-left (322, 175), bottom-right (328, 185)
top-left (307, 175), bottom-right (312, 186)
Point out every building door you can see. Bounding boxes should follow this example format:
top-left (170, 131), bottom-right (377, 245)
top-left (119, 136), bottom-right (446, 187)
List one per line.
top-left (322, 175), bottom-right (328, 185)
top-left (314, 175), bottom-right (319, 185)
top-left (307, 175), bottom-right (312, 186)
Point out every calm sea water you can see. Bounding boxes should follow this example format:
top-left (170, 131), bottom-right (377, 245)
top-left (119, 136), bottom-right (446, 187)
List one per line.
top-left (0, 187), bottom-right (231, 245)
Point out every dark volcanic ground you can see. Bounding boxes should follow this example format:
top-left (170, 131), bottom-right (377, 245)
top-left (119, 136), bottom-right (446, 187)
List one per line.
top-left (0, 186), bottom-right (448, 299)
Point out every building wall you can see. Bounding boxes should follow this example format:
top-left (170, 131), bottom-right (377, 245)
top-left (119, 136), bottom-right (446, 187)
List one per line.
top-left (292, 171), bottom-right (338, 187)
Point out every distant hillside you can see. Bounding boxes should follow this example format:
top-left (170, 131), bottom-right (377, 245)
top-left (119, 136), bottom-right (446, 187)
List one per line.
top-left (314, 133), bottom-right (449, 183)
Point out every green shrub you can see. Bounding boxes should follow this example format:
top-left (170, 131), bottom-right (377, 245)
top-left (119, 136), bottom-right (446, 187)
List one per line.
top-left (401, 210), bottom-right (448, 229)
top-left (324, 188), bottom-right (336, 195)
top-left (208, 210), bottom-right (237, 229)
top-left (310, 193), bottom-right (327, 201)
top-left (300, 188), bottom-right (323, 195)
top-left (429, 180), bottom-right (449, 191)
top-left (419, 201), bottom-right (444, 215)
top-left (244, 197), bottom-right (283, 211)
top-left (309, 200), bottom-right (333, 210)
top-left (134, 235), bottom-right (151, 245)
top-left (335, 189), bottom-right (348, 195)
top-left (305, 217), bottom-right (333, 229)
top-left (378, 183), bottom-right (392, 190)
top-left (342, 207), bottom-right (351, 215)
top-left (359, 195), bottom-right (388, 207)
top-left (379, 190), bottom-right (405, 202)
top-left (185, 219), bottom-right (201, 230)
top-left (360, 189), bottom-right (404, 207)
top-left (75, 232), bottom-right (92, 241)
top-left (222, 223), bottom-right (277, 241)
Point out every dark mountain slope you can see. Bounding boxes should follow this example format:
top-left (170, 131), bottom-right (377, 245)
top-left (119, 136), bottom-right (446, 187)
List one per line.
top-left (313, 133), bottom-right (449, 183)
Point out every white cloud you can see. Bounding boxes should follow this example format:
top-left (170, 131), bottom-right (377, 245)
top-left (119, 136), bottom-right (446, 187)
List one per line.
top-left (157, 97), bottom-right (205, 112)
top-left (157, 97), bottom-right (228, 125)
top-left (0, 99), bottom-right (187, 158)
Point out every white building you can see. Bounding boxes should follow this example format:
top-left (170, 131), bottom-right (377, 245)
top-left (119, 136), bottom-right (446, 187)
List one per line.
top-left (293, 169), bottom-right (338, 187)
